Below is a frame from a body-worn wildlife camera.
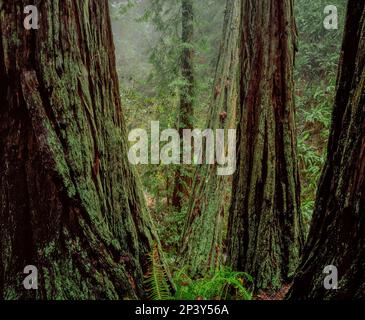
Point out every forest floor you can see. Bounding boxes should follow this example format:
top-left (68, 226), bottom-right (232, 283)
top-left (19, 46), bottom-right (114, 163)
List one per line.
top-left (255, 285), bottom-right (291, 300)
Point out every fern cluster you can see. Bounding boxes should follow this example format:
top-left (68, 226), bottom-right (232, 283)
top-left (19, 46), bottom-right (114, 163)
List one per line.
top-left (145, 250), bottom-right (253, 301)
top-left (144, 244), bottom-right (172, 300)
top-left (173, 267), bottom-right (253, 300)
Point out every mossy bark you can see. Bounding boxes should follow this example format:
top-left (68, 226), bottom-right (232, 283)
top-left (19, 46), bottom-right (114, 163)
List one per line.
top-left (179, 0), bottom-right (241, 277)
top-left (173, 0), bottom-right (195, 211)
top-left (0, 0), bottom-right (170, 300)
top-left (227, 0), bottom-right (304, 291)
top-left (288, 0), bottom-right (365, 300)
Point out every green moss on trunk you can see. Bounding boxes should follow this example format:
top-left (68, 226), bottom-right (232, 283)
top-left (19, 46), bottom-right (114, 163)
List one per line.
top-left (0, 0), bottom-right (171, 300)
top-left (227, 0), bottom-right (304, 292)
top-left (179, 0), bottom-right (241, 277)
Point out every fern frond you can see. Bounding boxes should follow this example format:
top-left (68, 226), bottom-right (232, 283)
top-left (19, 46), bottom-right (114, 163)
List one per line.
top-left (144, 244), bottom-right (171, 300)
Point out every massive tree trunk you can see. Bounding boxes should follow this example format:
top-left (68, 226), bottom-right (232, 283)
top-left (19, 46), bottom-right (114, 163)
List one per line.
top-left (288, 0), bottom-right (365, 300)
top-left (179, 0), bottom-right (241, 277)
top-left (172, 0), bottom-right (194, 211)
top-left (227, 0), bottom-right (304, 291)
top-left (0, 0), bottom-right (170, 299)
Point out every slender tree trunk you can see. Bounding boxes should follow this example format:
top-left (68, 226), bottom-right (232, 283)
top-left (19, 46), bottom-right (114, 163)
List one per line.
top-left (179, 0), bottom-right (241, 277)
top-left (227, 0), bottom-right (304, 292)
top-left (172, 0), bottom-right (194, 211)
top-left (0, 0), bottom-right (170, 299)
top-left (288, 0), bottom-right (365, 300)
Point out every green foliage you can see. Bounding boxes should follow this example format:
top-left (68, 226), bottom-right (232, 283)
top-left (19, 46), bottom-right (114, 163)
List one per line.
top-left (173, 267), bottom-right (253, 300)
top-left (156, 206), bottom-right (187, 256)
top-left (144, 0), bottom-right (223, 121)
top-left (295, 0), bottom-right (346, 80)
top-left (144, 247), bottom-right (253, 301)
top-left (110, 0), bottom-right (136, 17)
top-left (144, 244), bottom-right (171, 300)
top-left (296, 78), bottom-right (335, 224)
top-left (295, 0), bottom-right (346, 228)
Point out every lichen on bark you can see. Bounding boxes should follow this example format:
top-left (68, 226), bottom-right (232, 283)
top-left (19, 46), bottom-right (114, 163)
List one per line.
top-left (227, 0), bottom-right (304, 292)
top-left (0, 0), bottom-right (171, 300)
top-left (179, 0), bottom-right (242, 277)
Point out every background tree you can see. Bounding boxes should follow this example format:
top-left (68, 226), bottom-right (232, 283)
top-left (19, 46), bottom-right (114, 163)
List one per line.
top-left (111, 0), bottom-right (225, 256)
top-left (288, 0), bottom-right (365, 299)
top-left (227, 0), bottom-right (305, 291)
top-left (0, 0), bottom-right (170, 299)
top-left (179, 0), bottom-right (242, 277)
top-left (172, 0), bottom-right (195, 211)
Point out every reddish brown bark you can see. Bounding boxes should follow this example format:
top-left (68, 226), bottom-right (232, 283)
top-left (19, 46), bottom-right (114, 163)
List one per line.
top-left (0, 0), bottom-right (169, 299)
top-left (227, 0), bottom-right (304, 291)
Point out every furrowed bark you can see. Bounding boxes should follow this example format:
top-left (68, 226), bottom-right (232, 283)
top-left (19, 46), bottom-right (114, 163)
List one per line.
top-left (179, 0), bottom-right (241, 277)
top-left (227, 0), bottom-right (304, 291)
top-left (0, 0), bottom-right (171, 300)
top-left (173, 0), bottom-right (195, 212)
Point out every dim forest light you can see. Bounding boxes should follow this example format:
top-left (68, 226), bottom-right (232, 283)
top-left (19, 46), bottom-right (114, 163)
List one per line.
top-left (0, 0), bottom-right (363, 309)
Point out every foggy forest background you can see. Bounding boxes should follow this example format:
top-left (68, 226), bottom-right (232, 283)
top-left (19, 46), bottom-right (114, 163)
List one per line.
top-left (109, 0), bottom-right (346, 300)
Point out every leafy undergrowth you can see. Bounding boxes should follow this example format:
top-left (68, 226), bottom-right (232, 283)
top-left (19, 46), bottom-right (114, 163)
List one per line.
top-left (144, 243), bottom-right (294, 301)
top-left (173, 268), bottom-right (253, 300)
top-left (144, 244), bottom-right (171, 300)
top-left (145, 252), bottom-right (254, 300)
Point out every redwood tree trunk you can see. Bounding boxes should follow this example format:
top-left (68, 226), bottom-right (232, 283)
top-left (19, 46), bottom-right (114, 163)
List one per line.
top-left (0, 0), bottom-right (169, 299)
top-left (227, 0), bottom-right (304, 291)
top-left (288, 0), bottom-right (365, 300)
top-left (172, 0), bottom-right (194, 211)
top-left (179, 0), bottom-right (241, 277)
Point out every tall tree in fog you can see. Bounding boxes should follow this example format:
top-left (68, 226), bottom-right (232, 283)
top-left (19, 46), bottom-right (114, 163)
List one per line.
top-left (172, 0), bottom-right (195, 211)
top-left (179, 0), bottom-right (241, 277)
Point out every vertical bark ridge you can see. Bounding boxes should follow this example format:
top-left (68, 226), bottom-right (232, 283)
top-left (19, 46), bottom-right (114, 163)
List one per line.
top-left (227, 0), bottom-right (304, 291)
top-left (179, 0), bottom-right (242, 277)
top-left (0, 0), bottom-right (170, 299)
